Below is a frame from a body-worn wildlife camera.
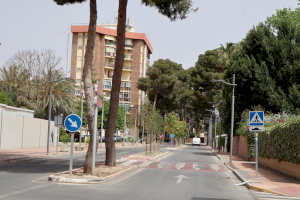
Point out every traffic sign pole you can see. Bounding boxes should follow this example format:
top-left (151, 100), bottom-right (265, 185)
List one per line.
top-left (92, 97), bottom-right (98, 175)
top-left (64, 114), bottom-right (82, 176)
top-left (255, 132), bottom-right (258, 178)
top-left (69, 132), bottom-right (74, 176)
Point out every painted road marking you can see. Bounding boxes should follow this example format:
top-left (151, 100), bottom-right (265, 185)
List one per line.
top-left (174, 175), bottom-right (189, 183)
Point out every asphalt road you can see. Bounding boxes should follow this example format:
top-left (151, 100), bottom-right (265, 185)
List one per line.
top-left (0, 144), bottom-right (275, 200)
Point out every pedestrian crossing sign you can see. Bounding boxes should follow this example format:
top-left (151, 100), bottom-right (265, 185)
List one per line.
top-left (249, 111), bottom-right (264, 126)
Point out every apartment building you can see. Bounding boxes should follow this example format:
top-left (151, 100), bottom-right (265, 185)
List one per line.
top-left (70, 22), bottom-right (152, 137)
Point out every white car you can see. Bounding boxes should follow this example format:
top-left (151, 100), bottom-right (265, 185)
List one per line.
top-left (192, 138), bottom-right (200, 146)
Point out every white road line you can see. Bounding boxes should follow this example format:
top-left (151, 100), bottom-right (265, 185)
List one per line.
top-left (155, 152), bottom-right (173, 161)
top-left (110, 168), bottom-right (145, 185)
top-left (120, 160), bottom-right (138, 165)
top-left (0, 183), bottom-right (51, 199)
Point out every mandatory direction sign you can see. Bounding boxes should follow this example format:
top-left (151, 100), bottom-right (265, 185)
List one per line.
top-left (64, 114), bottom-right (82, 132)
top-left (170, 133), bottom-right (174, 139)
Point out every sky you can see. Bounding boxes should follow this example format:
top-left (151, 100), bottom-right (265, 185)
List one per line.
top-left (0, 0), bottom-right (299, 75)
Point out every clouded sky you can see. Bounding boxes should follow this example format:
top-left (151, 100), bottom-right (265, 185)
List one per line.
top-left (0, 0), bottom-right (299, 75)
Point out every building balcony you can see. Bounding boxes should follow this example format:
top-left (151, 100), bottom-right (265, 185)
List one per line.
top-left (123, 65), bottom-right (132, 70)
top-left (125, 43), bottom-right (133, 49)
top-left (103, 79), bottom-right (112, 90)
top-left (105, 40), bottom-right (116, 46)
top-left (104, 63), bottom-right (115, 69)
top-left (105, 52), bottom-right (116, 58)
top-left (124, 55), bottom-right (132, 61)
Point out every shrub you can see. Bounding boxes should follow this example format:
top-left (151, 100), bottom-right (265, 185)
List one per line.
top-left (60, 134), bottom-right (70, 144)
top-left (259, 118), bottom-right (300, 163)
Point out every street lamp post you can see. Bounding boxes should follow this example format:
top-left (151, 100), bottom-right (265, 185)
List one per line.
top-left (100, 96), bottom-right (109, 149)
top-left (211, 74), bottom-right (236, 164)
top-left (47, 71), bottom-right (73, 155)
top-left (130, 105), bottom-right (137, 146)
top-left (79, 84), bottom-right (84, 151)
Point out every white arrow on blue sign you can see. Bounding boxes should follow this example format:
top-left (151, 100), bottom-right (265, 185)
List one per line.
top-left (170, 133), bottom-right (174, 139)
top-left (64, 114), bottom-right (82, 132)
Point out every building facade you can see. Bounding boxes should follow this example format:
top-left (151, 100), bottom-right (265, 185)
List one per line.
top-left (70, 23), bottom-right (152, 137)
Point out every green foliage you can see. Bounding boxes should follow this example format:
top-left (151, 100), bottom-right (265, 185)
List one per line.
top-left (223, 15), bottom-right (300, 135)
top-left (259, 118), bottom-right (300, 163)
top-left (59, 128), bottom-right (70, 144)
top-left (141, 0), bottom-right (196, 21)
top-left (1, 49), bottom-right (78, 118)
top-left (53, 0), bottom-right (86, 6)
top-left (76, 99), bottom-right (133, 131)
top-left (0, 91), bottom-right (13, 106)
top-left (265, 7), bottom-right (300, 33)
top-left (60, 134), bottom-right (70, 144)
top-left (140, 100), bottom-right (165, 136)
top-left (165, 112), bottom-right (188, 139)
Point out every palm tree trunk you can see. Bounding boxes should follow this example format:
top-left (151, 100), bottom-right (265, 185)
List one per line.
top-left (105, 0), bottom-right (128, 166)
top-left (83, 0), bottom-right (97, 174)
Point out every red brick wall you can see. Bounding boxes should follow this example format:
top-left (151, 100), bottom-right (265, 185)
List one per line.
top-left (233, 135), bottom-right (248, 159)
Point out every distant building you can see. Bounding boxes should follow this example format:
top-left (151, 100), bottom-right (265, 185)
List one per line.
top-left (70, 20), bottom-right (153, 137)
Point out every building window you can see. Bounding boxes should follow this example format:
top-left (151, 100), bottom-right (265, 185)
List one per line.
top-left (77, 56), bottom-right (82, 61)
top-left (119, 92), bottom-right (130, 102)
top-left (119, 103), bottom-right (130, 111)
top-left (105, 39), bottom-right (116, 46)
top-left (103, 79), bottom-right (112, 89)
top-left (78, 45), bottom-right (82, 49)
top-left (120, 81), bottom-right (131, 91)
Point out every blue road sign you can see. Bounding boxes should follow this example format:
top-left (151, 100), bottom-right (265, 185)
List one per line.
top-left (170, 133), bottom-right (174, 139)
top-left (249, 111), bottom-right (264, 126)
top-left (64, 114), bottom-right (82, 132)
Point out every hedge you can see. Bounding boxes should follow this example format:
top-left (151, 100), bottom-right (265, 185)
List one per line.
top-left (259, 119), bottom-right (300, 164)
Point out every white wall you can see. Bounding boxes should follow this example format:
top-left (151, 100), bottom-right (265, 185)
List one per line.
top-left (0, 114), bottom-right (55, 150)
top-left (0, 113), bottom-right (23, 149)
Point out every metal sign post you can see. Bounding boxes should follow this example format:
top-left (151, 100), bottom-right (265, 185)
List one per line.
top-left (64, 114), bottom-right (82, 176)
top-left (249, 111), bottom-right (264, 179)
top-left (255, 132), bottom-right (258, 178)
top-left (170, 133), bottom-right (174, 147)
top-left (54, 114), bottom-right (63, 154)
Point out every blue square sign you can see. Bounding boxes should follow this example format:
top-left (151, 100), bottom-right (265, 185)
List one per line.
top-left (249, 111), bottom-right (264, 126)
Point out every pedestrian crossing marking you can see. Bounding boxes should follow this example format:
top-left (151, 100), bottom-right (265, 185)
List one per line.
top-left (116, 159), bottom-right (228, 172)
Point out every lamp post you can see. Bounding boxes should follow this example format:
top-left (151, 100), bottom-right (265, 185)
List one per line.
top-left (123, 106), bottom-right (127, 146)
top-left (100, 95), bottom-right (109, 149)
top-left (47, 72), bottom-right (73, 155)
top-left (79, 83), bottom-right (84, 151)
top-left (130, 105), bottom-right (137, 146)
top-left (211, 74), bottom-right (236, 164)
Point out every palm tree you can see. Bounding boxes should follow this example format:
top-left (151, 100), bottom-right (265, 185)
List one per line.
top-left (217, 42), bottom-right (238, 70)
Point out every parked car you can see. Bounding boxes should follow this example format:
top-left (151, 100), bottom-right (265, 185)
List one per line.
top-left (74, 132), bottom-right (85, 142)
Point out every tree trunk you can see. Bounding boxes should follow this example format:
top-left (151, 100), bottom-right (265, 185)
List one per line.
top-left (153, 92), bottom-right (158, 109)
top-left (83, 0), bottom-right (97, 174)
top-left (105, 0), bottom-right (128, 167)
top-left (150, 135), bottom-right (152, 153)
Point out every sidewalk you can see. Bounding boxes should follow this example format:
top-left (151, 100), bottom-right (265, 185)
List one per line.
top-left (209, 147), bottom-right (300, 197)
top-left (0, 142), bottom-right (143, 164)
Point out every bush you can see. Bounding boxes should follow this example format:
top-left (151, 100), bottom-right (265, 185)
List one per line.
top-left (259, 118), bottom-right (300, 164)
top-left (60, 134), bottom-right (70, 144)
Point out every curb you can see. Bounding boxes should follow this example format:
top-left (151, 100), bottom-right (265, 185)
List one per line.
top-left (48, 151), bottom-right (169, 184)
top-left (207, 147), bottom-right (292, 197)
